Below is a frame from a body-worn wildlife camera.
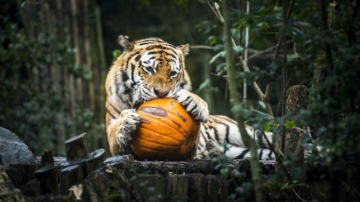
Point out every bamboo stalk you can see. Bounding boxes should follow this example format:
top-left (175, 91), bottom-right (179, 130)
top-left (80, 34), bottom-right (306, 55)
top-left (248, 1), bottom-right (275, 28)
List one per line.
top-left (84, 0), bottom-right (95, 112)
top-left (223, 1), bottom-right (264, 201)
top-left (71, 0), bottom-right (83, 105)
top-left (95, 5), bottom-right (107, 124)
top-left (243, 1), bottom-right (249, 103)
top-left (94, 5), bottom-right (110, 155)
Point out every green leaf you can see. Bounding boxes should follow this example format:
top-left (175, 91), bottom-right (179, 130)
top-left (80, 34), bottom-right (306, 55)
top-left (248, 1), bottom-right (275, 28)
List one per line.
top-left (265, 122), bottom-right (271, 132)
top-left (112, 49), bottom-right (122, 62)
top-left (258, 101), bottom-right (266, 109)
top-left (233, 46), bottom-right (244, 53)
top-left (285, 120), bottom-right (297, 129)
top-left (209, 51), bottom-right (225, 64)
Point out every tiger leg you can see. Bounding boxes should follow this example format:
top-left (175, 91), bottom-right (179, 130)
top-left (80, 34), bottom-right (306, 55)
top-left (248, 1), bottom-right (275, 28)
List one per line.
top-left (106, 109), bottom-right (141, 156)
top-left (224, 146), bottom-right (275, 160)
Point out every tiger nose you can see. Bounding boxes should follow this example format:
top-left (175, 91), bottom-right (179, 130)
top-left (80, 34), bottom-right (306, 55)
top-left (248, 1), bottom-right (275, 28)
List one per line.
top-left (154, 89), bottom-right (169, 98)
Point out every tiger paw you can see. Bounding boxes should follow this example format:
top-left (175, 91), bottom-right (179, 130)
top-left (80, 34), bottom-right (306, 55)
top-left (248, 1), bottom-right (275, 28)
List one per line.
top-left (115, 109), bottom-right (141, 147)
top-left (176, 89), bottom-right (209, 123)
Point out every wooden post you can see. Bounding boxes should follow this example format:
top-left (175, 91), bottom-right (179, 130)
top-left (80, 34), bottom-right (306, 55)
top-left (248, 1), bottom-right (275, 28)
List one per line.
top-left (188, 173), bottom-right (205, 202)
top-left (60, 165), bottom-right (84, 195)
top-left (35, 165), bottom-right (59, 195)
top-left (40, 149), bottom-right (55, 167)
top-left (138, 174), bottom-right (167, 202)
top-left (6, 164), bottom-right (37, 187)
top-left (84, 148), bottom-right (106, 176)
top-left (167, 174), bottom-right (188, 202)
top-left (65, 133), bottom-right (89, 161)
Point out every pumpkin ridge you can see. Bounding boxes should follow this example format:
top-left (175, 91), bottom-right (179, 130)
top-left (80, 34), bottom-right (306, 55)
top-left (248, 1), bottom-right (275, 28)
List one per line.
top-left (165, 110), bottom-right (190, 132)
top-left (132, 135), bottom-right (180, 147)
top-left (139, 114), bottom-right (188, 139)
top-left (132, 144), bottom-right (180, 152)
top-left (137, 126), bottom-right (183, 143)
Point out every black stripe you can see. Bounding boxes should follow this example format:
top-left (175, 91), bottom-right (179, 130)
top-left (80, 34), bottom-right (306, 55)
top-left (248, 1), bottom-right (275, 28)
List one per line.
top-left (180, 82), bottom-right (186, 89)
top-left (124, 87), bottom-right (132, 94)
top-left (225, 125), bottom-right (230, 143)
top-left (209, 126), bottom-right (220, 142)
top-left (148, 51), bottom-right (163, 55)
top-left (163, 52), bottom-right (177, 60)
top-left (189, 104), bottom-right (197, 114)
top-left (108, 110), bottom-right (116, 119)
top-left (235, 149), bottom-right (249, 159)
top-left (200, 129), bottom-right (209, 142)
top-left (205, 130), bottom-right (214, 142)
top-left (142, 90), bottom-right (151, 97)
top-left (131, 64), bottom-right (136, 86)
top-left (259, 149), bottom-right (264, 160)
top-left (122, 70), bottom-right (129, 82)
top-left (109, 103), bottom-right (121, 115)
top-left (268, 150), bottom-right (273, 160)
top-left (135, 55), bottom-right (141, 61)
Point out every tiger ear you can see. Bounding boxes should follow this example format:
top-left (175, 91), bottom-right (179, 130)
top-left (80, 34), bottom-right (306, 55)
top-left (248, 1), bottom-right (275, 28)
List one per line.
top-left (118, 35), bottom-right (135, 52)
top-left (176, 44), bottom-right (190, 56)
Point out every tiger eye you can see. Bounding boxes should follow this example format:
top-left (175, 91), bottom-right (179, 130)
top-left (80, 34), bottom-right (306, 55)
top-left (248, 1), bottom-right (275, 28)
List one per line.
top-left (170, 71), bottom-right (177, 77)
top-left (145, 66), bottom-right (152, 72)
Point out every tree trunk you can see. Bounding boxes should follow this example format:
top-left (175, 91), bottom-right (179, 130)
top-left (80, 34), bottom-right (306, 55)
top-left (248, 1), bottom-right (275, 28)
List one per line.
top-left (275, 85), bottom-right (308, 201)
top-left (223, 0), bottom-right (265, 201)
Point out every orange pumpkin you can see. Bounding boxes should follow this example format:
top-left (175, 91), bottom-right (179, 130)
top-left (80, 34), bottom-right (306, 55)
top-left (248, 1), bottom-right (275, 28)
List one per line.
top-left (130, 98), bottom-right (200, 160)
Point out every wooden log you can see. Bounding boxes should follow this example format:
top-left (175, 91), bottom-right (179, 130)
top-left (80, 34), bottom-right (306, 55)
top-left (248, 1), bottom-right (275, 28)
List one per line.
top-left (205, 174), bottom-right (229, 201)
top-left (6, 164), bottom-right (37, 187)
top-left (65, 133), bottom-right (89, 161)
top-left (35, 164), bottom-right (59, 195)
top-left (60, 159), bottom-right (85, 183)
top-left (60, 164), bottom-right (84, 195)
top-left (167, 174), bottom-right (188, 202)
top-left (188, 173), bottom-right (205, 202)
top-left (18, 180), bottom-right (40, 197)
top-left (138, 174), bottom-right (167, 202)
top-left (84, 148), bottom-right (106, 177)
top-left (40, 149), bottom-right (54, 167)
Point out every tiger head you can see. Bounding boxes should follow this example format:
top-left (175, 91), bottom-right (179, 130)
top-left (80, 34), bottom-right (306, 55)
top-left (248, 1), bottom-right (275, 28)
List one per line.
top-left (111, 35), bottom-right (192, 108)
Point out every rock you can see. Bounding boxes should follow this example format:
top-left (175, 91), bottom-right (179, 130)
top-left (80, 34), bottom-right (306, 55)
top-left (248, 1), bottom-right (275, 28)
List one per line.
top-left (0, 163), bottom-right (26, 202)
top-left (0, 127), bottom-right (38, 169)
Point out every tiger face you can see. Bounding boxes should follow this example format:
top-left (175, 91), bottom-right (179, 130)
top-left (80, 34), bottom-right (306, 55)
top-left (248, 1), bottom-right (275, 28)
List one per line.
top-left (111, 35), bottom-right (192, 108)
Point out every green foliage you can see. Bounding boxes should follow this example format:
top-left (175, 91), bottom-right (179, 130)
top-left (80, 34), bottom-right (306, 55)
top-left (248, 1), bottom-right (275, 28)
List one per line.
top-left (199, 0), bottom-right (360, 200)
top-left (0, 19), bottom-right (103, 155)
top-left (112, 49), bottom-right (122, 62)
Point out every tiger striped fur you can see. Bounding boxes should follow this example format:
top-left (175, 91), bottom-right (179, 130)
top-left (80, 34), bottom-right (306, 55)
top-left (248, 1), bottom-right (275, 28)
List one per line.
top-left (105, 35), bottom-right (275, 160)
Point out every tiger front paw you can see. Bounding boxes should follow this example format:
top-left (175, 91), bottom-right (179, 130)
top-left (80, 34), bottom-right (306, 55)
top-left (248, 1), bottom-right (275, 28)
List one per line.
top-left (176, 89), bottom-right (209, 123)
top-left (115, 109), bottom-right (141, 147)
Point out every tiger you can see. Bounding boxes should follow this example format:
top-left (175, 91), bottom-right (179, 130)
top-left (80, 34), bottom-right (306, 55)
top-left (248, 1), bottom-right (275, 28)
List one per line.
top-left (105, 35), bottom-right (277, 160)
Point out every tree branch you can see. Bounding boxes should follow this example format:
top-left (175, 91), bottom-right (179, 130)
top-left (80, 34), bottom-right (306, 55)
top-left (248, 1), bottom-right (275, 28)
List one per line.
top-left (223, 1), bottom-right (265, 201)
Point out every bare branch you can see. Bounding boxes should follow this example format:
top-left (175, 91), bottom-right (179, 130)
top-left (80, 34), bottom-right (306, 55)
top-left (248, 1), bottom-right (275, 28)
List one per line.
top-left (247, 40), bottom-right (293, 61)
